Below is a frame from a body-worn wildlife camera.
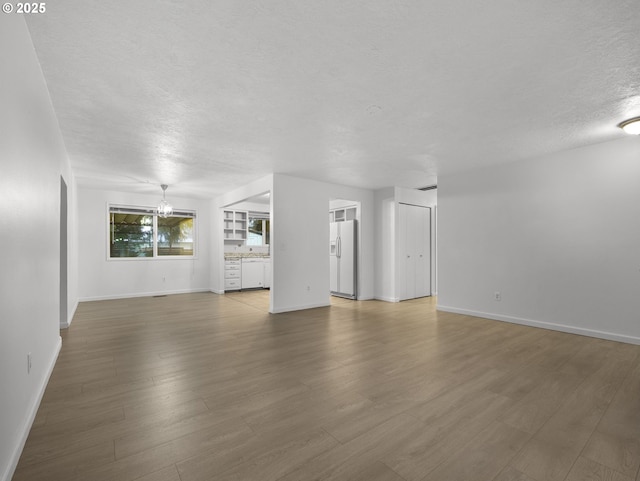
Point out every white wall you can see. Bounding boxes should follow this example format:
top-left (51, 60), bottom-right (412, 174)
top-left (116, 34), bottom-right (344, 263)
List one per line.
top-left (438, 136), bottom-right (640, 344)
top-left (329, 198), bottom-right (359, 211)
top-left (271, 175), bottom-right (330, 312)
top-left (270, 174), bottom-right (375, 313)
top-left (0, 15), bottom-right (75, 481)
top-left (374, 187), bottom-right (396, 301)
top-left (78, 188), bottom-right (211, 300)
top-left (226, 200), bottom-right (270, 212)
top-left (60, 150), bottom-right (79, 328)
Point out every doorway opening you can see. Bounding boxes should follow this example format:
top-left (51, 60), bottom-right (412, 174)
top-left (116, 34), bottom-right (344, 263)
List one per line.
top-left (329, 199), bottom-right (361, 300)
top-left (222, 192), bottom-right (272, 312)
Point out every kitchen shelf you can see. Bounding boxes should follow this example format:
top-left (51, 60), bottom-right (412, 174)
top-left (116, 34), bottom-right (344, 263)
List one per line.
top-left (223, 210), bottom-right (248, 240)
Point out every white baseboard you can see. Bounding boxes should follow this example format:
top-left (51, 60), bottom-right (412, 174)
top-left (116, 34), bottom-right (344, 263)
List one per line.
top-left (60, 299), bottom-right (79, 329)
top-left (79, 288), bottom-right (211, 302)
top-left (437, 305), bottom-right (640, 346)
top-left (3, 335), bottom-right (62, 481)
top-left (270, 301), bottom-right (330, 314)
top-left (374, 296), bottom-right (400, 303)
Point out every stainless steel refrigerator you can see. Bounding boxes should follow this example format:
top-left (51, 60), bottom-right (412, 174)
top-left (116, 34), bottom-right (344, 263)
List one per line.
top-left (330, 220), bottom-right (357, 299)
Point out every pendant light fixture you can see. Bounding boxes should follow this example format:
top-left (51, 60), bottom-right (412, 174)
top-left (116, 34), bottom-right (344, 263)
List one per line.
top-left (157, 184), bottom-right (173, 218)
top-left (618, 117), bottom-right (640, 135)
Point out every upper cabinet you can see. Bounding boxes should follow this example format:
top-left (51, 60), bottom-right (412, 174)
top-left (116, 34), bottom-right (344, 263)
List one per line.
top-left (329, 206), bottom-right (357, 223)
top-left (224, 210), bottom-right (248, 241)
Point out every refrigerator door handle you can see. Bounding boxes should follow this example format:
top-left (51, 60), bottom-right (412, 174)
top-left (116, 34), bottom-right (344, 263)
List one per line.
top-left (337, 236), bottom-right (341, 258)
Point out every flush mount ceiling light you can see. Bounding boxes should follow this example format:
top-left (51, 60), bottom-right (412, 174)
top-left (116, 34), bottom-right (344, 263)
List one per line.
top-left (618, 117), bottom-right (640, 135)
top-left (157, 184), bottom-right (173, 218)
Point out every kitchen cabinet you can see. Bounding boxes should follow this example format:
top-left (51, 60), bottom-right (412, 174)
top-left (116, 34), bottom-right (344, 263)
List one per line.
top-left (226, 257), bottom-right (271, 291)
top-left (329, 206), bottom-right (357, 223)
top-left (263, 259), bottom-right (271, 288)
top-left (223, 210), bottom-right (248, 241)
top-left (224, 258), bottom-right (241, 291)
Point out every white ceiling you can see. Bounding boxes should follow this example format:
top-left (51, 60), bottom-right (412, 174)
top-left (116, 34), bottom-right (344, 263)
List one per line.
top-left (26, 0), bottom-right (640, 198)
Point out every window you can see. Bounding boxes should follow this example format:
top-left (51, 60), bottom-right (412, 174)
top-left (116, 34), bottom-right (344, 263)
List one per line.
top-left (247, 212), bottom-right (270, 246)
top-left (110, 212), bottom-right (154, 257)
top-left (158, 216), bottom-right (194, 256)
top-left (109, 206), bottom-right (196, 258)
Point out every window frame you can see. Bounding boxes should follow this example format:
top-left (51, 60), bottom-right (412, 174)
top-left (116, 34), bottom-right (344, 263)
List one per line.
top-left (107, 204), bottom-right (197, 261)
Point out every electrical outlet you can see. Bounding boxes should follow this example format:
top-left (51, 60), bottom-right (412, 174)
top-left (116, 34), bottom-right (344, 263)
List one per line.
top-left (494, 291), bottom-right (501, 302)
top-left (27, 353), bottom-right (32, 374)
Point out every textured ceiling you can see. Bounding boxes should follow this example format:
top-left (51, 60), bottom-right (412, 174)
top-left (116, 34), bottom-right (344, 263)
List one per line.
top-left (26, 0), bottom-right (640, 198)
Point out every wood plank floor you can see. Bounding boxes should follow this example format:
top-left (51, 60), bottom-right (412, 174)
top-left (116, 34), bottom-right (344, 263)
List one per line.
top-left (12, 291), bottom-right (640, 481)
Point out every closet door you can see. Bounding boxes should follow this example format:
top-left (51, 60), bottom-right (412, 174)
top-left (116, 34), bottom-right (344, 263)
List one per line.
top-left (398, 203), bottom-right (431, 301)
top-left (399, 203), bottom-right (415, 300)
top-left (415, 205), bottom-right (431, 298)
